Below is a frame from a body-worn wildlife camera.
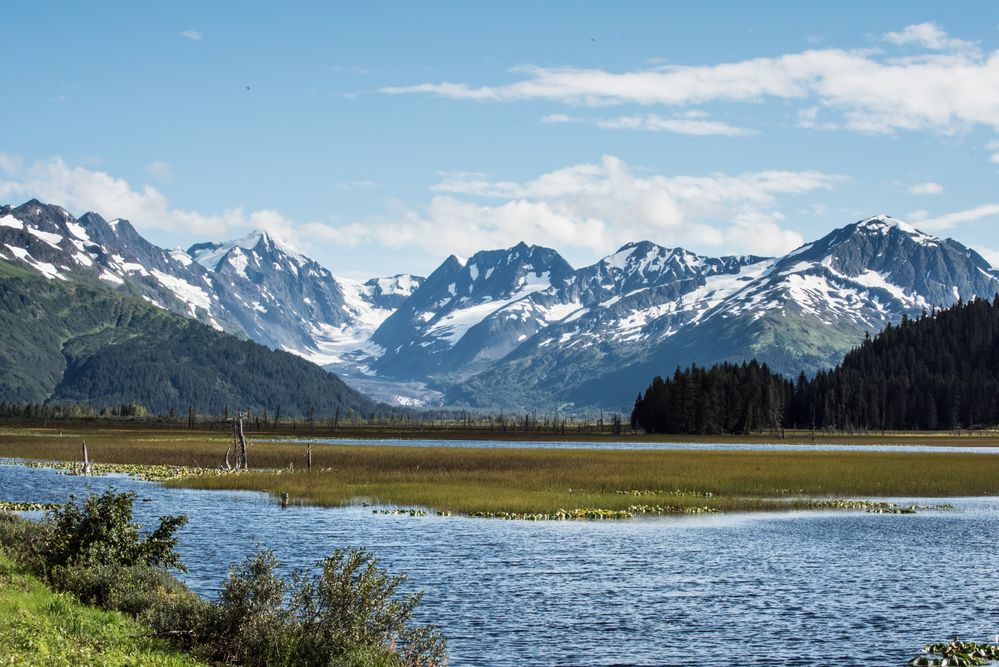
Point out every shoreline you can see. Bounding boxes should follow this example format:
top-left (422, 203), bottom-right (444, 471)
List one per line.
top-left (4, 425), bottom-right (999, 518)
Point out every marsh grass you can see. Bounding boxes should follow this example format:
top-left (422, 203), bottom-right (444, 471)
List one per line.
top-left (3, 427), bottom-right (999, 516)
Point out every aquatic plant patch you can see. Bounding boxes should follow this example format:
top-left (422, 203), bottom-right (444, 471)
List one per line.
top-left (909, 639), bottom-right (999, 666)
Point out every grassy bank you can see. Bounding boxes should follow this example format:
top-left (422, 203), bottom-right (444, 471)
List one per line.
top-left (3, 426), bottom-right (999, 516)
top-left (0, 550), bottom-right (201, 666)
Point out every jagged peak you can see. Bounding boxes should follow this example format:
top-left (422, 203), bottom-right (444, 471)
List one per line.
top-left (12, 199), bottom-right (73, 222)
top-left (463, 242), bottom-right (571, 277)
top-left (850, 214), bottom-right (938, 244)
top-left (188, 228), bottom-right (308, 271)
top-left (603, 241), bottom-right (702, 272)
top-left (78, 211), bottom-right (107, 225)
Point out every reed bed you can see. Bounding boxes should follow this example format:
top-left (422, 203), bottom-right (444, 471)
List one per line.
top-left (3, 427), bottom-right (999, 516)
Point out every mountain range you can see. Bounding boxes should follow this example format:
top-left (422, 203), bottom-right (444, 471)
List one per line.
top-left (2, 198), bottom-right (997, 412)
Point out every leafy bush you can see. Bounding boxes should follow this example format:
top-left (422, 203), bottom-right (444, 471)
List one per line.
top-left (288, 549), bottom-right (446, 666)
top-left (0, 510), bottom-right (49, 570)
top-left (200, 547), bottom-right (447, 666)
top-left (1, 492), bottom-right (447, 666)
top-left (41, 489), bottom-right (188, 571)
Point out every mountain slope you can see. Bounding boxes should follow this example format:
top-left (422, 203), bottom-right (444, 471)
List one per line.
top-left (6, 199), bottom-right (998, 413)
top-left (0, 259), bottom-right (381, 417)
top-left (445, 216), bottom-right (999, 410)
top-left (369, 242), bottom-right (576, 379)
top-left (0, 199), bottom-right (425, 370)
top-left (631, 296), bottom-right (999, 433)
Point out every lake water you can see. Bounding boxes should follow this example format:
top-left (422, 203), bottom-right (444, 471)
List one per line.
top-left (2, 461), bottom-right (997, 666)
top-left (269, 435), bottom-right (999, 455)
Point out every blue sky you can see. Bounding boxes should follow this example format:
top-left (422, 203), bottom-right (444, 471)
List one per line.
top-left (3, 1), bottom-right (999, 278)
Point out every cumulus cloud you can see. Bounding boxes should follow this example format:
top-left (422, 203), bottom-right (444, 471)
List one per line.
top-left (343, 155), bottom-right (847, 258)
top-left (0, 155), bottom-right (844, 267)
top-left (882, 22), bottom-right (978, 54)
top-left (0, 156), bottom-right (296, 241)
top-left (908, 181), bottom-right (943, 195)
top-left (145, 161), bottom-right (174, 182)
top-left (180, 30), bottom-right (202, 41)
top-left (988, 140), bottom-right (999, 163)
top-left (384, 23), bottom-right (999, 135)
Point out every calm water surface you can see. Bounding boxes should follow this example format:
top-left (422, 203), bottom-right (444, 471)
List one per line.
top-left (270, 436), bottom-right (999, 455)
top-left (2, 461), bottom-right (997, 666)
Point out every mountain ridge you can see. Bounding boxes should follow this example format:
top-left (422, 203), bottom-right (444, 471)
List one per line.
top-left (3, 198), bottom-right (997, 412)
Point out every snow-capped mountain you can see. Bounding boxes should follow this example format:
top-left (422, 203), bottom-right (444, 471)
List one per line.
top-left (0, 199), bottom-right (422, 370)
top-left (5, 198), bottom-right (998, 411)
top-left (369, 242), bottom-right (576, 378)
top-left (446, 215), bottom-right (999, 409)
top-left (0, 200), bottom-right (243, 331)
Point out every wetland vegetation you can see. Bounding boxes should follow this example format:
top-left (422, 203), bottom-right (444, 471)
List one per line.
top-left (3, 426), bottom-right (999, 518)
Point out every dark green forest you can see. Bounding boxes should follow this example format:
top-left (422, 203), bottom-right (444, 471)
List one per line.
top-left (0, 260), bottom-right (384, 418)
top-left (632, 296), bottom-right (999, 434)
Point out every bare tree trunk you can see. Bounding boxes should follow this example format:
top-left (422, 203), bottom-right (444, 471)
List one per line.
top-left (307, 441), bottom-right (313, 471)
top-left (237, 413), bottom-right (248, 470)
top-left (81, 441), bottom-right (91, 475)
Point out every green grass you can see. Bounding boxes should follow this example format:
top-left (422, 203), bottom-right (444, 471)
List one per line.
top-left (3, 426), bottom-right (999, 516)
top-left (0, 550), bottom-right (202, 666)
top-left (168, 446), bottom-right (999, 515)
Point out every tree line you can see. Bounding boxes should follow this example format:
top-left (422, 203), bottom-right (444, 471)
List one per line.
top-left (632, 296), bottom-right (999, 434)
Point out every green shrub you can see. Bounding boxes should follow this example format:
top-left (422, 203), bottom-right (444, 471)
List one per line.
top-left (2, 492), bottom-right (447, 666)
top-left (200, 547), bottom-right (447, 666)
top-left (41, 489), bottom-right (187, 571)
top-left (0, 511), bottom-right (49, 570)
top-left (287, 549), bottom-right (446, 666)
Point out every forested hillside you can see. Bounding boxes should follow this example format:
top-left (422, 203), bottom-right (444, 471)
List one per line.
top-left (0, 259), bottom-right (382, 417)
top-left (631, 296), bottom-right (999, 433)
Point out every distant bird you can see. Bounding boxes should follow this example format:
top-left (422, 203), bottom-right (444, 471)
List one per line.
top-left (245, 85), bottom-right (251, 91)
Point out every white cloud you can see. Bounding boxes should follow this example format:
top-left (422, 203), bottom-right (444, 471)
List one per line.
top-left (540, 112), bottom-right (752, 135)
top-left (0, 155), bottom-right (843, 269)
top-left (988, 140), bottom-right (999, 163)
top-left (343, 155), bottom-right (846, 258)
top-left (146, 161), bottom-right (174, 183)
top-left (908, 181), bottom-right (943, 195)
top-left (0, 156), bottom-right (296, 241)
top-left (918, 203), bottom-right (999, 230)
top-left (0, 153), bottom-right (21, 176)
top-left (384, 23), bottom-right (999, 135)
top-left (595, 114), bottom-right (755, 136)
top-left (180, 30), bottom-right (202, 41)
top-left (883, 22), bottom-right (978, 54)
top-left (540, 113), bottom-right (576, 123)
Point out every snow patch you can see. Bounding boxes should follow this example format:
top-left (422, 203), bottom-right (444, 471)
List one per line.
top-left (26, 226), bottom-right (63, 248)
top-left (150, 269), bottom-right (213, 316)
